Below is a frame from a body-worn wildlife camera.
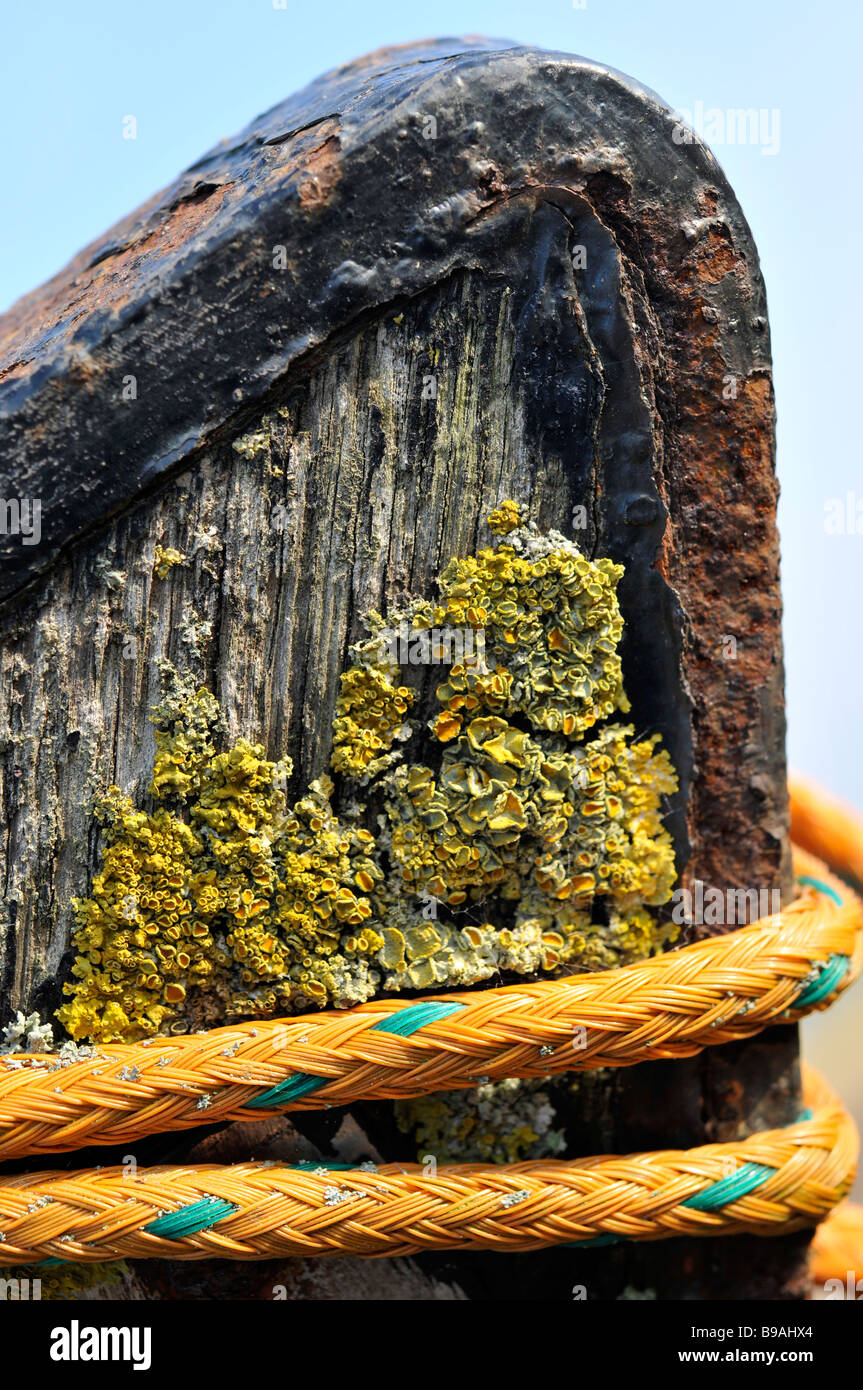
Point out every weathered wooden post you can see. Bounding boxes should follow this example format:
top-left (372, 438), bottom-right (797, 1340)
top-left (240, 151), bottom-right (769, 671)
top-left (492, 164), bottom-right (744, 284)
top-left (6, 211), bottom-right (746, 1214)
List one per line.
top-left (0, 39), bottom-right (800, 1299)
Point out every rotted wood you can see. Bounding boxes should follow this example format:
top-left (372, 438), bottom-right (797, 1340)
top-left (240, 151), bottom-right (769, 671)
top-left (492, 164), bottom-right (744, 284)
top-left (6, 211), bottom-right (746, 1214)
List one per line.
top-left (0, 38), bottom-right (798, 1299)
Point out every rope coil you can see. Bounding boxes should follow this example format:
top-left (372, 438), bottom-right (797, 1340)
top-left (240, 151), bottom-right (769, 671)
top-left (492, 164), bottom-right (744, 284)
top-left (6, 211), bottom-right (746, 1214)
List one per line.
top-left (0, 1069), bottom-right (854, 1263)
top-left (0, 848), bottom-right (857, 1162)
top-left (0, 778), bottom-right (860, 1265)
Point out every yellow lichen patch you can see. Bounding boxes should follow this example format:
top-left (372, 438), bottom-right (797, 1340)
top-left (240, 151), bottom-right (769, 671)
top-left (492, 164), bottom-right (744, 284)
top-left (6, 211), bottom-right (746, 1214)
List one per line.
top-left (330, 661), bottom-right (415, 780)
top-left (431, 527), bottom-right (629, 738)
top-left (378, 710), bottom-right (677, 982)
top-left (487, 500), bottom-right (524, 536)
top-left (153, 545), bottom-right (188, 580)
top-left (56, 791), bottom-right (210, 1042)
top-left (58, 739), bottom-right (389, 1039)
top-left (435, 664), bottom-right (513, 721)
top-left (150, 679), bottom-right (224, 800)
top-left (60, 503), bottom-right (681, 1043)
top-left (0, 1262), bottom-right (131, 1300)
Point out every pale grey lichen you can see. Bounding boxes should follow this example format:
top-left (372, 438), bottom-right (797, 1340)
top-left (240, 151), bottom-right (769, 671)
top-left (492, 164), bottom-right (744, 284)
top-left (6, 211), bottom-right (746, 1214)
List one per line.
top-left (395, 1076), bottom-right (567, 1164)
top-left (0, 1010), bottom-right (55, 1054)
top-left (500, 1189), bottom-right (531, 1208)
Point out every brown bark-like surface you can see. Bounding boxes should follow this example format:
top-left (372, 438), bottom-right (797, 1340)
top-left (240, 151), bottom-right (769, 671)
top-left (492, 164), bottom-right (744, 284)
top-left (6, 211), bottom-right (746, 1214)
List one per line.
top-left (0, 39), bottom-right (798, 1299)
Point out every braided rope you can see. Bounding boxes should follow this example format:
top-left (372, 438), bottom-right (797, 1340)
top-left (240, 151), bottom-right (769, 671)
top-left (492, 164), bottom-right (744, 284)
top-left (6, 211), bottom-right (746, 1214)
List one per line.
top-left (0, 777), bottom-right (860, 1265)
top-left (0, 1069), bottom-right (853, 1264)
top-left (0, 844), bottom-right (859, 1162)
top-left (810, 1199), bottom-right (863, 1284)
top-left (790, 775), bottom-right (863, 890)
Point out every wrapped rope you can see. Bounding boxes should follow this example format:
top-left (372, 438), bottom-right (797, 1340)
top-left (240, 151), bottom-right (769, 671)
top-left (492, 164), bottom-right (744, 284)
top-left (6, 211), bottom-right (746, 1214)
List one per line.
top-left (0, 777), bottom-right (860, 1265)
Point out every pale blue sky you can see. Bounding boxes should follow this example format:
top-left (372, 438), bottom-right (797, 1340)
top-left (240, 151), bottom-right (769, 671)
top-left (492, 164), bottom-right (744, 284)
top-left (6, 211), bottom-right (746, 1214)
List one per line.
top-left (0, 0), bottom-right (859, 806)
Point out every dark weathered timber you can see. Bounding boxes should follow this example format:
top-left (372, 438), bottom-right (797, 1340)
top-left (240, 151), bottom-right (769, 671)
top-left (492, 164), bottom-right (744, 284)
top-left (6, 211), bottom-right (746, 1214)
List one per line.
top-left (0, 39), bottom-right (798, 1299)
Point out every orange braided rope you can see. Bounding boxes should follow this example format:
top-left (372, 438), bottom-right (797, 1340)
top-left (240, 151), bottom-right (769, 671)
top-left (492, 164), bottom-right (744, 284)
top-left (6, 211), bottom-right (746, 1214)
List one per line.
top-left (790, 776), bottom-right (863, 889)
top-left (0, 775), bottom-right (860, 1268)
top-left (810, 1201), bottom-right (863, 1284)
top-left (0, 1067), bottom-right (853, 1264)
top-left (0, 845), bottom-right (859, 1162)
top-left (788, 779), bottom-right (863, 1285)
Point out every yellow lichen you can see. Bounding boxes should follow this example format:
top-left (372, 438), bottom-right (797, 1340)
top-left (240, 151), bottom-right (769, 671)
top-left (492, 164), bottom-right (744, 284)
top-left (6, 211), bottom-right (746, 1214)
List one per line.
top-left (487, 500), bottom-right (524, 536)
top-left (330, 662), bottom-right (415, 780)
top-left (0, 1261), bottom-right (130, 1300)
top-left (153, 545), bottom-right (187, 580)
top-left (431, 530), bottom-right (629, 737)
top-left (60, 503), bottom-right (680, 1043)
top-left (57, 748), bottom-right (386, 1039)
